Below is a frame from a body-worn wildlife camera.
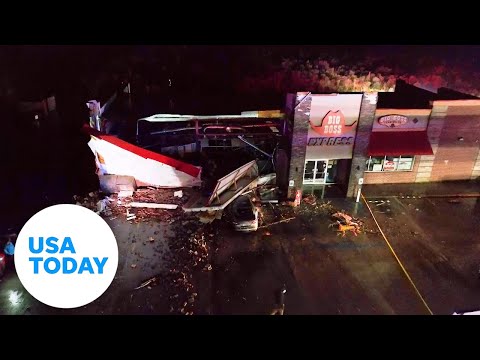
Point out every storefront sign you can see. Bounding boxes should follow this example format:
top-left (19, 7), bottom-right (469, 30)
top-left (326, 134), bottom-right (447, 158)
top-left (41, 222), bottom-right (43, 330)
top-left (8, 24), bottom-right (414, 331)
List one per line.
top-left (378, 114), bottom-right (408, 128)
top-left (306, 94), bottom-right (362, 160)
top-left (310, 110), bottom-right (348, 136)
top-left (373, 110), bottom-right (430, 132)
top-left (383, 160), bottom-right (396, 171)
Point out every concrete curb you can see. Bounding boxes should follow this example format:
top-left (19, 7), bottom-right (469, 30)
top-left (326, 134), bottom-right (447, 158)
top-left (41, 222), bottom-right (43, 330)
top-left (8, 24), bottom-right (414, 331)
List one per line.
top-left (416, 193), bottom-right (480, 198)
top-left (363, 193), bottom-right (480, 199)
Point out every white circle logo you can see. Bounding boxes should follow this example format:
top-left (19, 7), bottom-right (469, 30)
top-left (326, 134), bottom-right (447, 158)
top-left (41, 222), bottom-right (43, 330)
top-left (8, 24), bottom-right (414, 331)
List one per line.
top-left (15, 204), bottom-right (119, 309)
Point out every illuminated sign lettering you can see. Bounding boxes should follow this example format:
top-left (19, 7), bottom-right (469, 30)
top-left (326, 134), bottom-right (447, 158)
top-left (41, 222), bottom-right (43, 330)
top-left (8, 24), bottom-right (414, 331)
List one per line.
top-left (307, 137), bottom-right (354, 146)
top-left (309, 110), bottom-right (346, 136)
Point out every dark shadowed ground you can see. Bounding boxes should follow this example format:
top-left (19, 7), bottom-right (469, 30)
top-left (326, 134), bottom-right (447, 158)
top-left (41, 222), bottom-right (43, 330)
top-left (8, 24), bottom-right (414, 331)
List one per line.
top-left (2, 181), bottom-right (480, 315)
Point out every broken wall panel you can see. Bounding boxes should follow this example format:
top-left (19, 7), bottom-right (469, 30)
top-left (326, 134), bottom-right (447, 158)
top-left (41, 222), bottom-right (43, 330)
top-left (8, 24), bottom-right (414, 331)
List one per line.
top-left (207, 160), bottom-right (258, 205)
top-left (83, 125), bottom-right (202, 188)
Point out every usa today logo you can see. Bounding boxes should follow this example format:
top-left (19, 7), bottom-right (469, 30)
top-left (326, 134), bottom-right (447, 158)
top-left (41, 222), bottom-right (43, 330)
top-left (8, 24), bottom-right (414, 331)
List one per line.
top-left (15, 204), bottom-right (119, 309)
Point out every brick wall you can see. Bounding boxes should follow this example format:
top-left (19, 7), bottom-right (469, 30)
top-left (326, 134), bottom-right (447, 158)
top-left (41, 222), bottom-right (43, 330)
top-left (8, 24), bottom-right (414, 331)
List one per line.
top-left (472, 151), bottom-right (480, 180)
top-left (287, 93), bottom-right (311, 199)
top-left (363, 102), bottom-right (480, 184)
top-left (430, 105), bottom-right (480, 181)
top-left (346, 92), bottom-right (377, 197)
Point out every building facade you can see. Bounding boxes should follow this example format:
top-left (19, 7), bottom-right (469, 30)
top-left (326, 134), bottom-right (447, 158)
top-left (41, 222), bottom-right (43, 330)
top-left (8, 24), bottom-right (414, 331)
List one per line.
top-left (286, 81), bottom-right (480, 199)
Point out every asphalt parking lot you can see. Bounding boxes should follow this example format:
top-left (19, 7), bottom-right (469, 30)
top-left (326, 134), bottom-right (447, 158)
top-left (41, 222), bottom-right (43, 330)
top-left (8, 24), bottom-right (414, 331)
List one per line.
top-left (363, 195), bottom-right (480, 315)
top-left (1, 187), bottom-right (479, 315)
top-left (210, 199), bottom-right (428, 315)
top-left (207, 192), bottom-right (480, 315)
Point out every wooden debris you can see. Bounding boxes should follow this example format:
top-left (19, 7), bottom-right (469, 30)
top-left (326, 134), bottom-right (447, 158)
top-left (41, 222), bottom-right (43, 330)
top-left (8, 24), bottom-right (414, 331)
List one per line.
top-left (134, 276), bottom-right (157, 290)
top-left (128, 202), bottom-right (178, 210)
top-left (258, 217), bottom-right (295, 228)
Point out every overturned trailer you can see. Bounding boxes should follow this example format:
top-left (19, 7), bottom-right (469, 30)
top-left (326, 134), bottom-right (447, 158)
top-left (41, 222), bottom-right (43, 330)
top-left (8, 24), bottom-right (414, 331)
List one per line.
top-left (83, 125), bottom-right (202, 188)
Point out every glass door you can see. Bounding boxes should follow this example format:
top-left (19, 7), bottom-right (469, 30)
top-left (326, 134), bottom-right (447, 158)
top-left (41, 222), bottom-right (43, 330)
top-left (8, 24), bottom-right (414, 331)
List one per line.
top-left (303, 160), bottom-right (327, 184)
top-left (325, 159), bottom-right (338, 184)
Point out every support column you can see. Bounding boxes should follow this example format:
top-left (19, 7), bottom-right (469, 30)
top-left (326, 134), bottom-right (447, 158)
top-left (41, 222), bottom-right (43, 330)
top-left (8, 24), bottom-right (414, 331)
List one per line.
top-left (287, 93), bottom-right (312, 199)
top-left (346, 92), bottom-right (378, 198)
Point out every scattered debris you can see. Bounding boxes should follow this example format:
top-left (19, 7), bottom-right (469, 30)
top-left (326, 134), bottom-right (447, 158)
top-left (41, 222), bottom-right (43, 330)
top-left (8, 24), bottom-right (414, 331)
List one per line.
top-left (96, 200), bottom-right (107, 214)
top-left (448, 199), bottom-right (461, 204)
top-left (197, 210), bottom-right (223, 224)
top-left (335, 223), bottom-right (361, 237)
top-left (259, 217), bottom-right (295, 228)
top-left (303, 194), bottom-right (317, 206)
top-left (327, 208), bottom-right (364, 237)
top-left (148, 236), bottom-right (155, 242)
top-left (118, 190), bottom-right (134, 198)
top-left (99, 174), bottom-right (137, 194)
top-left (174, 190), bottom-right (183, 198)
top-left (331, 211), bottom-right (362, 228)
top-left (128, 202), bottom-right (178, 210)
top-left (130, 264), bottom-right (137, 269)
top-left (332, 211), bottom-right (353, 223)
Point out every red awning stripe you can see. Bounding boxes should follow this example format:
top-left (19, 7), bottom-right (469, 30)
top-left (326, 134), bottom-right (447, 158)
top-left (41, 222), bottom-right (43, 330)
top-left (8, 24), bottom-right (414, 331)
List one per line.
top-left (368, 131), bottom-right (433, 156)
top-left (82, 125), bottom-right (201, 178)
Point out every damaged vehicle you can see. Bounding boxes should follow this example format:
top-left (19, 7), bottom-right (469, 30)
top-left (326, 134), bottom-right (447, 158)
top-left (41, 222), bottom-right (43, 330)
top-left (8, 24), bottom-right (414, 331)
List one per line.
top-left (225, 195), bottom-right (260, 232)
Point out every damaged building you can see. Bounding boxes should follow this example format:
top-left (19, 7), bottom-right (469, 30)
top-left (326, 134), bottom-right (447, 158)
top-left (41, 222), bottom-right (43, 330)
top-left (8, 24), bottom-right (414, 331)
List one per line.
top-left (286, 80), bottom-right (480, 199)
top-left (84, 79), bottom-right (480, 203)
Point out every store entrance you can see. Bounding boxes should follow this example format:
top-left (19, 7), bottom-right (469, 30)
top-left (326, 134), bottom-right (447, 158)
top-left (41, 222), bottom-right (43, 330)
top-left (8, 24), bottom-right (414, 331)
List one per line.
top-left (303, 159), bottom-right (338, 185)
top-left (302, 158), bottom-right (351, 198)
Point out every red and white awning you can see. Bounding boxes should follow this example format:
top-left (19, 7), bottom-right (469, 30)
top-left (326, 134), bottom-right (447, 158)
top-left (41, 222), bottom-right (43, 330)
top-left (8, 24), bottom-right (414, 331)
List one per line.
top-left (83, 125), bottom-right (202, 188)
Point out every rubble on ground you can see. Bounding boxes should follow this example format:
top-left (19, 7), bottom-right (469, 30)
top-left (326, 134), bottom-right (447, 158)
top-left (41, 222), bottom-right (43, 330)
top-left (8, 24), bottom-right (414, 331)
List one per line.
top-left (75, 186), bottom-right (216, 314)
top-left (73, 187), bottom-right (192, 223)
top-left (296, 194), bottom-right (368, 235)
top-left (131, 217), bottom-right (215, 315)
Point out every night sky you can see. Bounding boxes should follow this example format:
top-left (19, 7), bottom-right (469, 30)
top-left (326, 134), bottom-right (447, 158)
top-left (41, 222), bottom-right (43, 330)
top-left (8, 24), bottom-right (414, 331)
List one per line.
top-left (2, 44), bottom-right (480, 115)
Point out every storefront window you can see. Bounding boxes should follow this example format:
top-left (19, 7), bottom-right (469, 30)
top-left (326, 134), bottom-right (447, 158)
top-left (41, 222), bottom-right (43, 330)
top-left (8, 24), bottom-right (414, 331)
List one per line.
top-left (366, 157), bottom-right (384, 171)
top-left (365, 155), bottom-right (415, 172)
top-left (383, 156), bottom-right (399, 171)
top-left (397, 155), bottom-right (414, 170)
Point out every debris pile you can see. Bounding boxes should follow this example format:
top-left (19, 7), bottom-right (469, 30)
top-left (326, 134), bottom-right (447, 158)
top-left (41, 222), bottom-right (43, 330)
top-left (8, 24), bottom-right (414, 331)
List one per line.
top-left (297, 195), bottom-right (336, 218)
top-left (163, 220), bottom-right (213, 314)
top-left (73, 191), bottom-right (114, 217)
top-left (132, 218), bottom-right (215, 315)
top-left (328, 211), bottom-right (364, 237)
top-left (296, 194), bottom-right (368, 237)
top-left (73, 187), bottom-right (193, 223)
top-left (75, 187), bottom-right (217, 314)
top-left (115, 188), bottom-right (189, 223)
